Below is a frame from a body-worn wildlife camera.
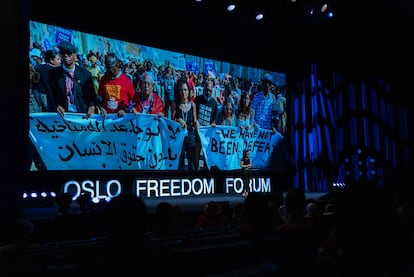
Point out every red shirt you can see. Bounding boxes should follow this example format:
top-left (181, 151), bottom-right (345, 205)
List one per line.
top-left (133, 92), bottom-right (165, 115)
top-left (98, 73), bottom-right (135, 113)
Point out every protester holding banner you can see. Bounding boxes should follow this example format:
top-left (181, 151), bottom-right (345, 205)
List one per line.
top-left (49, 41), bottom-right (103, 119)
top-left (29, 49), bottom-right (61, 170)
top-left (194, 78), bottom-right (219, 170)
top-left (98, 52), bottom-right (136, 117)
top-left (132, 73), bottom-right (165, 116)
top-left (175, 77), bottom-right (198, 171)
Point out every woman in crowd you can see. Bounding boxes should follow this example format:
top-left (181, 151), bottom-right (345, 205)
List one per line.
top-left (174, 78), bottom-right (199, 171)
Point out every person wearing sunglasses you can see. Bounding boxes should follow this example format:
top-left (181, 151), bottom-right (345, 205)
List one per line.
top-left (48, 40), bottom-right (104, 119)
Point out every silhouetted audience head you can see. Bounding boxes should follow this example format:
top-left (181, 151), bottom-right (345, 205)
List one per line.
top-left (104, 193), bottom-right (149, 242)
top-left (12, 219), bottom-right (35, 247)
top-left (237, 192), bottom-right (274, 239)
top-left (195, 201), bottom-right (228, 231)
top-left (76, 191), bottom-right (92, 213)
top-left (323, 203), bottom-right (335, 215)
top-left (305, 201), bottom-right (320, 222)
top-left (203, 201), bottom-right (222, 218)
top-left (56, 193), bottom-right (73, 214)
top-left (103, 193), bottom-right (155, 274)
top-left (275, 188), bottom-right (323, 277)
top-left (282, 187), bottom-right (306, 223)
top-left (151, 201), bottom-right (189, 238)
top-left (155, 201), bottom-right (174, 222)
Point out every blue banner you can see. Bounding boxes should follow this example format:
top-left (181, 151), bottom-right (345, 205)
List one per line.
top-left (29, 113), bottom-right (283, 171)
top-left (197, 125), bottom-right (284, 170)
top-left (29, 113), bottom-right (185, 170)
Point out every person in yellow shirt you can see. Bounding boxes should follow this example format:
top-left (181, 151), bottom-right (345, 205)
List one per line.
top-left (87, 55), bottom-right (103, 94)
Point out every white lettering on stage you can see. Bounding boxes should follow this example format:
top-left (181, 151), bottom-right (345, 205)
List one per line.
top-left (135, 178), bottom-right (215, 197)
top-left (63, 179), bottom-right (122, 200)
top-left (61, 176), bottom-right (272, 200)
top-left (225, 177), bottom-right (271, 194)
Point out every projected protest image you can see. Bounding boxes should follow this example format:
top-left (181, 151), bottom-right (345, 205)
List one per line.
top-left (29, 20), bottom-right (287, 172)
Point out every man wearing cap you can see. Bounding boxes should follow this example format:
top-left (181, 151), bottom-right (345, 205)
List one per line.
top-left (48, 40), bottom-right (104, 119)
top-left (251, 74), bottom-right (277, 131)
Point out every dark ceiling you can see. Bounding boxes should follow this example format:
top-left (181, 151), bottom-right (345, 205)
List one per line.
top-left (27, 0), bottom-right (413, 74)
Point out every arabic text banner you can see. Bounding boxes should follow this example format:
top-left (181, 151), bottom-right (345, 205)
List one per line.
top-left (29, 113), bottom-right (284, 171)
top-left (29, 113), bottom-right (185, 170)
